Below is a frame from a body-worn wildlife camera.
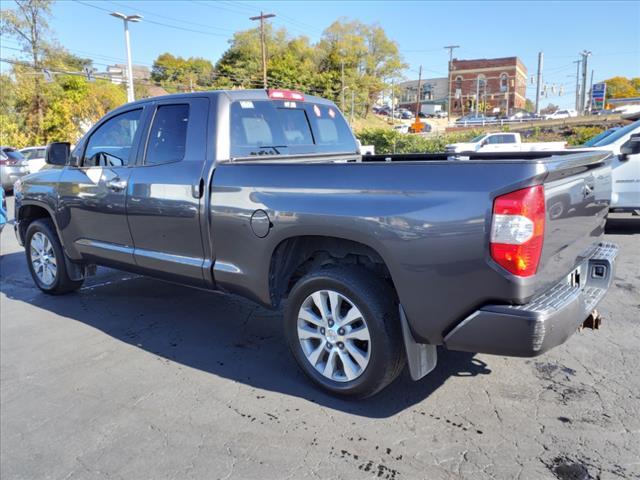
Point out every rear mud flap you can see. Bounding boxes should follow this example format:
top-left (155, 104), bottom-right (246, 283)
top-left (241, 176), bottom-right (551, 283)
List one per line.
top-left (400, 306), bottom-right (437, 381)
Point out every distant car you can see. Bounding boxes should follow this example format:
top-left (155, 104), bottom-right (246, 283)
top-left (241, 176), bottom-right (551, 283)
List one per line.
top-left (591, 109), bottom-right (616, 116)
top-left (433, 110), bottom-right (448, 118)
top-left (0, 186), bottom-right (7, 233)
top-left (455, 114), bottom-right (497, 126)
top-left (544, 109), bottom-right (578, 120)
top-left (19, 146), bottom-right (47, 173)
top-left (400, 110), bottom-right (414, 120)
top-left (0, 147), bottom-right (30, 192)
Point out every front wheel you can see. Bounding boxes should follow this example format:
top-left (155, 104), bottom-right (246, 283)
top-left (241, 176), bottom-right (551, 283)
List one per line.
top-left (25, 219), bottom-right (84, 294)
top-left (284, 266), bottom-right (405, 399)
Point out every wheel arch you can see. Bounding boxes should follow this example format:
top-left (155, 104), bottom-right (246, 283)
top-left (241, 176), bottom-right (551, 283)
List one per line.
top-left (17, 201), bottom-right (58, 245)
top-left (268, 235), bottom-right (397, 307)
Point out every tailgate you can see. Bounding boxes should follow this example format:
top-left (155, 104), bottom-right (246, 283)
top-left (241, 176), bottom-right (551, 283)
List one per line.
top-left (537, 151), bottom-right (612, 290)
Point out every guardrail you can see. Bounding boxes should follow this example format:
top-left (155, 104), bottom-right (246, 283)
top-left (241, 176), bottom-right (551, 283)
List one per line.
top-left (445, 114), bottom-right (625, 133)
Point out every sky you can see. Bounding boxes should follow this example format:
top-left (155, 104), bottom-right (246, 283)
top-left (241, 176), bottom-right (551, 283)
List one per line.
top-left (2, 0), bottom-right (639, 109)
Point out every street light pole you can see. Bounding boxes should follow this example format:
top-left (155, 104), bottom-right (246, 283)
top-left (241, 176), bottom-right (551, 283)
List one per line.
top-left (110, 12), bottom-right (142, 103)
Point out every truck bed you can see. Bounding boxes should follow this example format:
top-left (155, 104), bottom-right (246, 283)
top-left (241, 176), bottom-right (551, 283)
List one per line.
top-left (211, 150), bottom-right (612, 344)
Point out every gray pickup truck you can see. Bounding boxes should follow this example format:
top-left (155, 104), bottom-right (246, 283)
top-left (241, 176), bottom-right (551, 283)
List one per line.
top-left (14, 89), bottom-right (618, 398)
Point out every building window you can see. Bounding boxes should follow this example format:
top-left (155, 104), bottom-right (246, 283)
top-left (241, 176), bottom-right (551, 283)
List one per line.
top-left (422, 83), bottom-right (433, 101)
top-left (477, 74), bottom-right (486, 91)
top-left (500, 73), bottom-right (508, 92)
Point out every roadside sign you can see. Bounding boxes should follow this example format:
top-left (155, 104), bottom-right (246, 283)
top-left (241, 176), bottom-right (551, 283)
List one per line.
top-left (591, 82), bottom-right (606, 110)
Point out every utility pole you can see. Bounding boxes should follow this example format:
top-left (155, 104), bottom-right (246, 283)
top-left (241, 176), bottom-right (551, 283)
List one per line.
top-left (110, 12), bottom-right (142, 103)
top-left (579, 50), bottom-right (591, 115)
top-left (534, 51), bottom-right (543, 115)
top-left (573, 59), bottom-right (581, 111)
top-left (588, 69), bottom-right (594, 113)
top-left (250, 11), bottom-right (275, 89)
top-left (475, 75), bottom-right (480, 115)
top-left (341, 60), bottom-right (345, 111)
top-left (391, 79), bottom-right (395, 122)
top-left (444, 45), bottom-right (460, 119)
top-left (350, 90), bottom-right (355, 125)
top-left (414, 65), bottom-right (423, 119)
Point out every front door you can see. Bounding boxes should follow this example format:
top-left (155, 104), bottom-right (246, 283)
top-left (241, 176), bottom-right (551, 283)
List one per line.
top-left (126, 98), bottom-right (210, 287)
top-left (57, 107), bottom-right (147, 267)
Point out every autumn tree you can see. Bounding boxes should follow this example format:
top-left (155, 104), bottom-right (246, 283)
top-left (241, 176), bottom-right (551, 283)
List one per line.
top-left (602, 76), bottom-right (640, 103)
top-left (1, 0), bottom-right (53, 141)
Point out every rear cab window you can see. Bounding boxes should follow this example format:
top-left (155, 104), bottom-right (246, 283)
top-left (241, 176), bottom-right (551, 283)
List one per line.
top-left (230, 99), bottom-right (357, 159)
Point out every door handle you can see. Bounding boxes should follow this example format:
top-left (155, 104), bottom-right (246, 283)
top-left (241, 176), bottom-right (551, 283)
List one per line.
top-left (106, 178), bottom-right (127, 192)
top-left (192, 178), bottom-right (204, 199)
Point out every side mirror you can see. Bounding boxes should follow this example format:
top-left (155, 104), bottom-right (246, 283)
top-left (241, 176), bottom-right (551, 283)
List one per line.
top-left (46, 142), bottom-right (70, 166)
top-left (620, 134), bottom-right (640, 160)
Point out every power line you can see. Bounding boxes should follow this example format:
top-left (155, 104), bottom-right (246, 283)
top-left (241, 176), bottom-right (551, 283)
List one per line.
top-left (105, 0), bottom-right (236, 33)
top-left (73, 0), bottom-right (230, 37)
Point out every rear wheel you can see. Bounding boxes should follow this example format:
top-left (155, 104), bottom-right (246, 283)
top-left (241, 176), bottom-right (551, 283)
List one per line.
top-left (25, 219), bottom-right (83, 294)
top-left (284, 266), bottom-right (405, 399)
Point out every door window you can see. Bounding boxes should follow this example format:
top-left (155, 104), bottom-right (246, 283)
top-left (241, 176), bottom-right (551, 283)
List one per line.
top-left (83, 109), bottom-right (142, 167)
top-left (145, 104), bottom-right (190, 165)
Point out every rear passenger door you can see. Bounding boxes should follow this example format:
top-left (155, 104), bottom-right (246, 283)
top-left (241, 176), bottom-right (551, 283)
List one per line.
top-left (126, 98), bottom-right (210, 287)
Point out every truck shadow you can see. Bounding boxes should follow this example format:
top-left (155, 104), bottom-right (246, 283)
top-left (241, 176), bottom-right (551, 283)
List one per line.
top-left (1, 253), bottom-right (491, 418)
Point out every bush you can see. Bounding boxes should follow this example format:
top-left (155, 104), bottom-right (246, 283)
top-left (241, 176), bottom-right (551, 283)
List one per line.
top-left (356, 128), bottom-right (483, 154)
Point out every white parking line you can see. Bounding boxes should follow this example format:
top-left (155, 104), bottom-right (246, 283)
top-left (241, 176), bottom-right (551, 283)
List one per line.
top-left (80, 275), bottom-right (141, 291)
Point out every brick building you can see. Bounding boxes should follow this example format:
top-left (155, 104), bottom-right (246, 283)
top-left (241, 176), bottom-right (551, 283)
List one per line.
top-left (448, 57), bottom-right (527, 116)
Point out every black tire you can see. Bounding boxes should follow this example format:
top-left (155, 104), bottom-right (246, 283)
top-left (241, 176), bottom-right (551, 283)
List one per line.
top-left (25, 219), bottom-right (84, 294)
top-left (284, 266), bottom-right (405, 399)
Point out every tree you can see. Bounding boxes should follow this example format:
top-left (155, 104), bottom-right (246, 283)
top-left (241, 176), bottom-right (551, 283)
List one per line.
top-left (541, 103), bottom-right (559, 115)
top-left (1, 45), bottom-right (127, 147)
top-left (316, 20), bottom-right (406, 116)
top-left (1, 0), bottom-right (53, 141)
top-left (524, 99), bottom-right (535, 112)
top-left (602, 76), bottom-right (640, 102)
top-left (152, 53), bottom-right (215, 92)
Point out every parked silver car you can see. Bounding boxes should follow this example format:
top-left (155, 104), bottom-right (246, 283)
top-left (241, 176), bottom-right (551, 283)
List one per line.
top-left (19, 146), bottom-right (47, 173)
top-left (0, 147), bottom-right (30, 192)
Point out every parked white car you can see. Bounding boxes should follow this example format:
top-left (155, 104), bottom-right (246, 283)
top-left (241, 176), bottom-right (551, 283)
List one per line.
top-left (446, 132), bottom-right (565, 154)
top-left (544, 109), bottom-right (578, 120)
top-left (19, 146), bottom-right (47, 173)
top-left (580, 120), bottom-right (640, 214)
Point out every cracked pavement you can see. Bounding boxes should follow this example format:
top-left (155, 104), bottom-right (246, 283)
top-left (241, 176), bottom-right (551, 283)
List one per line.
top-left (1, 198), bottom-right (639, 480)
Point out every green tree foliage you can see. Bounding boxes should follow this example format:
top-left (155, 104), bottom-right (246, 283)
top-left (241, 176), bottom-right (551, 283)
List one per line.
top-left (524, 99), bottom-right (535, 112)
top-left (151, 53), bottom-right (216, 92)
top-left (211, 20), bottom-right (405, 117)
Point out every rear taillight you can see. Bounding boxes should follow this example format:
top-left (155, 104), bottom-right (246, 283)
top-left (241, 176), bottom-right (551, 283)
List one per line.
top-left (0, 158), bottom-right (17, 166)
top-left (268, 89), bottom-right (305, 101)
top-left (490, 185), bottom-right (545, 277)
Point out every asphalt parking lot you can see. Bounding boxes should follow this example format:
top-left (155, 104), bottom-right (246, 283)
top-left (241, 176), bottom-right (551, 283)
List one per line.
top-left (1, 195), bottom-right (639, 480)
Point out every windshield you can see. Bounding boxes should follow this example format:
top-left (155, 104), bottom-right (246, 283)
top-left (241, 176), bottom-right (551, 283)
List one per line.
top-left (592, 120), bottom-right (640, 146)
top-left (470, 134), bottom-right (487, 142)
